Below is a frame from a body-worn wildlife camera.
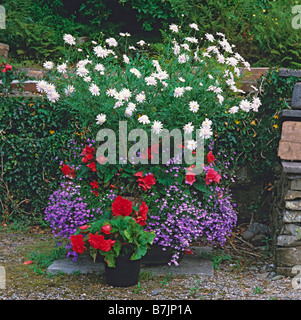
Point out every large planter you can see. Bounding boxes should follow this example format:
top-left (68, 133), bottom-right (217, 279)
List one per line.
top-left (141, 244), bottom-right (174, 265)
top-left (105, 254), bottom-right (141, 287)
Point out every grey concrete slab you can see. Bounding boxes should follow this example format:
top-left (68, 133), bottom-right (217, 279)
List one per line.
top-left (46, 246), bottom-right (214, 277)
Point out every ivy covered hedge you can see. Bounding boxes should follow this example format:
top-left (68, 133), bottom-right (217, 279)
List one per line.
top-left (0, 68), bottom-right (299, 224)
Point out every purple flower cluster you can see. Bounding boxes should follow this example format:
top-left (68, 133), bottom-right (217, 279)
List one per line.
top-left (145, 184), bottom-right (237, 265)
top-left (44, 182), bottom-right (101, 238)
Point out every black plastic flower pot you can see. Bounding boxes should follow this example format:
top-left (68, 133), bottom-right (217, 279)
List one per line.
top-left (104, 254), bottom-right (141, 287)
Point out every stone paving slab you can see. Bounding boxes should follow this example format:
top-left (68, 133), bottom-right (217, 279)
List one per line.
top-left (46, 246), bottom-right (214, 277)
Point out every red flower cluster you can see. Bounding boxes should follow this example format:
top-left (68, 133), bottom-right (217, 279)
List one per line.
top-left (207, 151), bottom-right (215, 164)
top-left (205, 168), bottom-right (221, 185)
top-left (88, 232), bottom-right (115, 252)
top-left (70, 234), bottom-right (87, 254)
top-left (111, 196), bottom-right (149, 226)
top-left (133, 202), bottom-right (148, 226)
top-left (134, 172), bottom-right (156, 191)
top-left (112, 196), bottom-right (133, 216)
top-left (81, 145), bottom-right (97, 172)
top-left (61, 164), bottom-right (75, 179)
top-left (1, 64), bottom-right (12, 73)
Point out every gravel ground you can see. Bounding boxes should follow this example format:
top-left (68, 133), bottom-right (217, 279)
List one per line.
top-left (0, 226), bottom-right (301, 301)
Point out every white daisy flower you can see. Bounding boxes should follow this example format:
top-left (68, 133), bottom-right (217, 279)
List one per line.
top-left (123, 54), bottom-right (130, 64)
top-left (229, 106), bottom-right (239, 114)
top-left (199, 126), bottom-right (213, 139)
top-left (94, 45), bottom-right (109, 58)
top-left (89, 83), bottom-right (100, 96)
top-left (96, 114), bottom-right (106, 125)
top-left (47, 91), bottom-right (60, 103)
top-left (145, 76), bottom-right (157, 86)
top-left (189, 23), bottom-right (199, 31)
top-left (186, 139), bottom-right (197, 151)
top-left (138, 115), bottom-right (150, 124)
top-left (120, 88), bottom-right (132, 101)
top-left (174, 87), bottom-right (185, 98)
top-left (239, 99), bottom-right (251, 112)
top-left (105, 37), bottom-right (118, 47)
top-left (106, 88), bottom-right (117, 97)
top-left (76, 66), bottom-right (89, 77)
top-left (63, 34), bottom-right (76, 45)
top-left (136, 92), bottom-right (146, 103)
top-left (189, 101), bottom-right (199, 113)
top-left (43, 61), bottom-right (54, 70)
top-left (169, 24), bottom-right (179, 33)
top-left (137, 40), bottom-right (146, 46)
top-left (205, 33), bottom-right (215, 42)
top-left (178, 53), bottom-right (189, 64)
top-left (36, 80), bottom-right (48, 93)
top-left (130, 68), bottom-right (142, 78)
top-left (64, 85), bottom-right (75, 96)
top-left (152, 120), bottom-right (163, 134)
top-left (202, 118), bottom-right (212, 129)
top-left (183, 122), bottom-right (194, 134)
top-left (95, 63), bottom-right (105, 74)
top-left (57, 63), bottom-right (67, 73)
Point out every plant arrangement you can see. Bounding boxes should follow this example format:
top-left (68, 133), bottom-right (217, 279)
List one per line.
top-left (70, 195), bottom-right (156, 268)
top-left (41, 21), bottom-right (260, 266)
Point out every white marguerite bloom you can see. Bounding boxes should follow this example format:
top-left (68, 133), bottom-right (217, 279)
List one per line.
top-left (96, 114), bottom-right (106, 125)
top-left (137, 40), bottom-right (146, 46)
top-left (185, 86), bottom-right (193, 91)
top-left (199, 126), bottom-right (213, 139)
top-left (114, 101), bottom-right (124, 109)
top-left (106, 88), bottom-right (117, 97)
top-left (76, 66), bottom-right (89, 77)
top-left (189, 23), bottom-right (199, 31)
top-left (205, 33), bottom-right (215, 42)
top-left (239, 99), bottom-right (251, 112)
top-left (44, 83), bottom-right (56, 94)
top-left (36, 80), bottom-right (48, 93)
top-left (169, 24), bottom-right (179, 33)
top-left (218, 39), bottom-right (232, 53)
top-left (89, 83), bottom-right (100, 96)
top-left (229, 106), bottom-right (239, 114)
top-left (156, 70), bottom-right (169, 80)
top-left (189, 101), bottom-right (199, 113)
top-left (251, 97), bottom-right (261, 112)
top-left (173, 42), bottom-right (181, 55)
top-left (186, 139), bottom-right (197, 151)
top-left (47, 91), bottom-right (60, 103)
top-left (185, 37), bottom-right (198, 44)
top-left (63, 34), bottom-right (76, 45)
top-left (57, 63), bottom-right (67, 73)
top-left (181, 43), bottom-right (190, 51)
top-left (136, 92), bottom-right (146, 103)
top-left (130, 68), bottom-right (142, 78)
top-left (84, 76), bottom-right (91, 82)
top-left (152, 120), bottom-right (163, 134)
top-left (202, 118), bottom-right (212, 129)
top-left (217, 94), bottom-right (224, 105)
top-left (145, 76), bottom-right (157, 86)
top-left (174, 87), bottom-right (185, 98)
top-left (123, 54), bottom-right (130, 64)
top-left (95, 63), bottom-right (105, 74)
top-left (43, 61), bottom-right (54, 70)
top-left (178, 53), bottom-right (189, 64)
top-left (138, 115), bottom-right (150, 124)
top-left (119, 88), bottom-right (132, 101)
top-left (183, 122), bottom-right (194, 134)
top-left (226, 57), bottom-right (239, 67)
top-left (94, 45), bottom-right (109, 58)
top-left (64, 85), bottom-right (75, 96)
top-left (217, 53), bottom-right (225, 64)
top-left (105, 37), bottom-right (118, 47)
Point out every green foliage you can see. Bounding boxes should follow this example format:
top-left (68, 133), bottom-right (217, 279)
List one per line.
top-left (0, 96), bottom-right (84, 222)
top-left (76, 215), bottom-right (156, 267)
